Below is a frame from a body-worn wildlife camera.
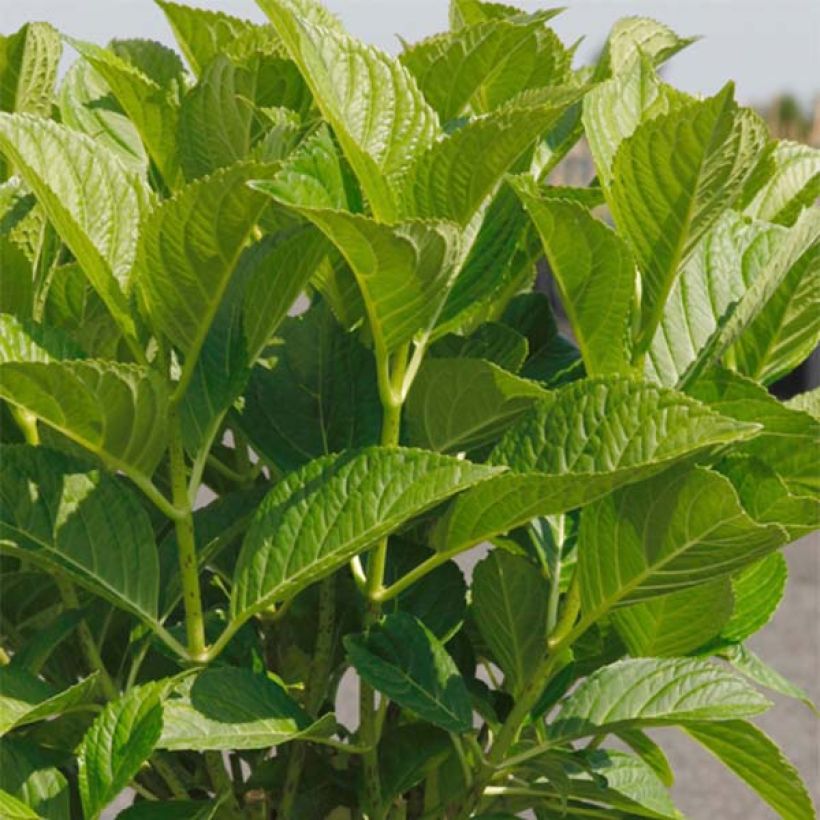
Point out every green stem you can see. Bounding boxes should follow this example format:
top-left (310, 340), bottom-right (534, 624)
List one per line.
top-left (279, 576), bottom-right (336, 815)
top-left (205, 752), bottom-right (242, 818)
top-left (55, 576), bottom-right (118, 700)
top-left (169, 414), bottom-right (207, 661)
top-left (545, 515), bottom-right (565, 636)
top-left (11, 407), bottom-right (39, 446)
top-left (152, 754), bottom-right (189, 799)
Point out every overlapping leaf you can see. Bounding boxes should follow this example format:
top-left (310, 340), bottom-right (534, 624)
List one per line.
top-left (0, 22), bottom-right (62, 117)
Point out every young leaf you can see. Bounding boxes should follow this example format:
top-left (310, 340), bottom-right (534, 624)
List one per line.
top-left (0, 23), bottom-right (62, 117)
top-left (257, 0), bottom-right (439, 221)
top-left (237, 301), bottom-right (381, 472)
top-left (0, 361), bottom-right (169, 477)
top-left (612, 580), bottom-right (733, 657)
top-left (345, 612), bottom-right (472, 733)
top-left (512, 181), bottom-right (634, 375)
top-left (0, 667), bottom-right (98, 736)
top-left (158, 667), bottom-right (334, 751)
top-left (435, 377), bottom-right (758, 553)
top-left (549, 658), bottom-right (769, 742)
top-left (684, 721), bottom-right (815, 820)
top-left (471, 550), bottom-right (548, 696)
top-left (405, 357), bottom-right (547, 453)
top-left (0, 114), bottom-right (149, 339)
top-left (136, 161), bottom-right (272, 368)
top-left (605, 17), bottom-right (697, 73)
top-left (231, 448), bottom-right (499, 621)
top-left (610, 85), bottom-right (767, 350)
top-left (78, 683), bottom-right (165, 820)
top-left (579, 467), bottom-right (786, 621)
top-left (0, 446), bottom-right (160, 623)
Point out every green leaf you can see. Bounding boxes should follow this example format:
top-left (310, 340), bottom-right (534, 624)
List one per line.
top-left (58, 59), bottom-right (148, 174)
top-left (155, 0), bottom-right (271, 76)
top-left (449, 0), bottom-right (561, 29)
top-left (0, 445), bottom-right (160, 623)
top-left (158, 667), bottom-right (334, 751)
top-left (256, 0), bottom-right (439, 221)
top-left (345, 611), bottom-right (472, 732)
top-left (688, 367), bottom-right (819, 495)
top-left (430, 321), bottom-right (528, 372)
top-left (0, 314), bottom-right (84, 363)
top-left (378, 724), bottom-right (451, 803)
top-left (684, 720), bottom-right (815, 820)
top-left (232, 447), bottom-right (499, 620)
top-left (237, 301), bottom-right (380, 472)
top-left (69, 39), bottom-right (181, 188)
top-left (613, 580), bottom-right (733, 657)
top-left (610, 85), bottom-right (767, 350)
top-left (136, 161), bottom-right (272, 365)
top-left (728, 209), bottom-right (820, 385)
top-left (405, 357), bottom-right (547, 453)
top-left (110, 39), bottom-right (186, 90)
top-left (722, 645), bottom-right (817, 714)
top-left (787, 386), bottom-right (820, 418)
top-left (0, 789), bottom-right (40, 819)
top-left (0, 23), bottom-right (62, 117)
top-left (0, 739), bottom-right (69, 820)
top-left (249, 197), bottom-right (463, 353)
top-left (616, 729), bottom-right (674, 788)
top-left (400, 100), bottom-right (574, 224)
top-left (0, 666), bottom-right (98, 737)
top-left (549, 658), bottom-right (769, 742)
top-left (78, 683), bottom-right (164, 820)
top-left (579, 467), bottom-right (786, 621)
top-left (471, 550), bottom-right (547, 696)
top-left (435, 377), bottom-right (758, 553)
top-left (744, 140), bottom-right (820, 226)
top-left (117, 800), bottom-right (220, 820)
top-left (0, 361), bottom-right (169, 477)
top-left (605, 16), bottom-right (697, 73)
top-left (721, 552), bottom-right (787, 643)
top-left (512, 181), bottom-right (634, 375)
top-left (0, 114), bottom-right (149, 340)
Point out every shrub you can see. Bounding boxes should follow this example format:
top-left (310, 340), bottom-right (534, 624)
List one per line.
top-left (0, 0), bottom-right (818, 817)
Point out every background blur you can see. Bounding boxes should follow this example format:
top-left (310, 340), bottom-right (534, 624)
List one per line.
top-left (2, 2), bottom-right (817, 818)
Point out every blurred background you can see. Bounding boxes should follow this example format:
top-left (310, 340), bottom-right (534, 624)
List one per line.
top-left (2, 2), bottom-right (817, 817)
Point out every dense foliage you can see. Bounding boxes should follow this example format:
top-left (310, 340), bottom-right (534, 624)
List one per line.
top-left (0, 0), bottom-right (818, 817)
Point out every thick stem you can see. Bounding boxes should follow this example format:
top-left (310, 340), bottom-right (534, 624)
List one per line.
top-left (169, 415), bottom-right (207, 660)
top-left (55, 576), bottom-right (118, 700)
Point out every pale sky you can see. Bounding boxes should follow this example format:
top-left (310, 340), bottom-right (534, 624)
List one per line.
top-left (2, 0), bottom-right (818, 109)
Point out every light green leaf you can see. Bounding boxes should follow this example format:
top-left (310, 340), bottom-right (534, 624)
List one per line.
top-left (405, 357), bottom-right (547, 453)
top-left (745, 140), bottom-right (820, 226)
top-left (613, 580), bottom-right (733, 657)
top-left (684, 720), bottom-right (815, 820)
top-left (721, 552), bottom-right (787, 643)
top-left (109, 39), bottom-right (186, 90)
top-left (78, 683), bottom-right (164, 820)
top-left (728, 210), bottom-right (820, 385)
top-left (471, 550), bottom-right (547, 696)
top-left (155, 0), bottom-right (272, 77)
top-left (787, 386), bottom-right (820, 418)
top-left (237, 302), bottom-right (380, 472)
top-left (256, 0), bottom-right (439, 220)
top-left (722, 645), bottom-right (817, 714)
top-left (401, 99), bottom-right (575, 224)
top-left (69, 39), bottom-right (181, 187)
top-left (345, 611), bottom-right (472, 733)
top-left (616, 729), bottom-right (674, 788)
top-left (0, 666), bottom-right (98, 737)
top-left (58, 59), bottom-right (148, 174)
top-left (0, 445), bottom-right (160, 623)
top-left (232, 447), bottom-right (499, 620)
top-left (579, 467), bottom-right (786, 621)
top-left (0, 114), bottom-right (149, 339)
top-left (435, 377), bottom-right (758, 553)
top-left (0, 739), bottom-right (70, 820)
top-left (512, 181), bottom-right (634, 375)
top-left (610, 85), bottom-right (767, 351)
top-left (449, 0), bottom-right (561, 29)
top-left (0, 789), bottom-right (40, 819)
top-left (158, 667), bottom-right (334, 751)
top-left (136, 161), bottom-right (272, 365)
top-left (549, 658), bottom-right (769, 742)
top-left (605, 16), bottom-right (696, 73)
top-left (0, 23), bottom-right (61, 117)
top-left (0, 314), bottom-right (84, 363)
top-left (0, 361), bottom-right (169, 477)
top-left (400, 17), bottom-right (570, 121)
top-left (688, 367), bottom-right (819, 495)
top-left (644, 211), bottom-right (784, 388)
top-left (249, 197), bottom-right (463, 353)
